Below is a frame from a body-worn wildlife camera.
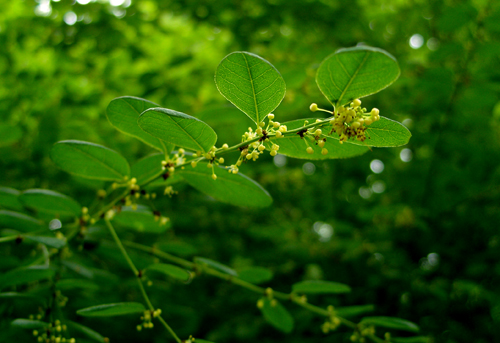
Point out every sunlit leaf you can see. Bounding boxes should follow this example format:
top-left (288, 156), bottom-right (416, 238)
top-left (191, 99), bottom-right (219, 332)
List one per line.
top-left (50, 140), bottom-right (130, 182)
top-left (194, 257), bottom-right (237, 276)
top-left (19, 189), bottom-right (81, 217)
top-left (0, 266), bottom-right (55, 290)
top-left (138, 108), bottom-right (217, 153)
top-left (146, 263), bottom-right (191, 282)
top-left (265, 119), bottom-right (369, 159)
top-left (11, 319), bottom-right (49, 330)
top-left (179, 164), bottom-right (272, 207)
top-left (292, 280), bottom-right (351, 294)
top-left (215, 51), bottom-right (286, 124)
top-left (352, 117), bottom-right (411, 147)
top-left (316, 46), bottom-right (400, 107)
top-left (360, 316), bottom-right (420, 332)
top-left (106, 96), bottom-right (172, 152)
top-left (130, 153), bottom-right (165, 186)
top-left (0, 210), bottom-right (44, 232)
top-left (259, 298), bottom-right (294, 333)
top-left (237, 266), bottom-right (273, 284)
top-left (76, 302), bottom-right (145, 317)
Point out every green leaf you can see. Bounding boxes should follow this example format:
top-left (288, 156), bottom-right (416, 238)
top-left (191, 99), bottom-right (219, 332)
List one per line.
top-left (146, 263), bottom-right (191, 282)
top-left (292, 280), bottom-right (351, 294)
top-left (0, 266), bottom-right (55, 290)
top-left (215, 51), bottom-right (286, 124)
top-left (194, 257), bottom-right (237, 276)
top-left (11, 319), bottom-right (49, 330)
top-left (19, 189), bottom-right (81, 217)
top-left (0, 210), bottom-right (44, 232)
top-left (76, 302), bottom-right (145, 317)
top-left (179, 164), bottom-right (272, 207)
top-left (360, 316), bottom-right (420, 333)
top-left (237, 266), bottom-right (273, 284)
top-left (391, 337), bottom-right (431, 343)
top-left (155, 241), bottom-right (198, 257)
top-left (113, 205), bottom-right (169, 233)
top-left (50, 140), bottom-right (130, 182)
top-left (26, 236), bottom-right (67, 248)
top-left (351, 117), bottom-right (411, 147)
top-left (265, 119), bottom-right (369, 159)
top-left (316, 46), bottom-right (400, 107)
top-left (335, 305), bottom-right (375, 317)
top-left (131, 153), bottom-right (165, 186)
top-left (0, 187), bottom-right (24, 211)
top-left (106, 96), bottom-right (172, 152)
top-left (138, 108), bottom-right (217, 153)
top-left (66, 320), bottom-right (106, 343)
top-left (259, 298), bottom-right (294, 333)
top-left (0, 124), bottom-right (23, 147)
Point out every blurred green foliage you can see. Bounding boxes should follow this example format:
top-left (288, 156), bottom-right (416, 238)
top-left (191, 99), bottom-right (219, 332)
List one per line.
top-left (1, 0), bottom-right (500, 342)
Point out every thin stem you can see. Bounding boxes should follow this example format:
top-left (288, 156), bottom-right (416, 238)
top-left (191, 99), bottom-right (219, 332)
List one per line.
top-left (104, 219), bottom-right (182, 343)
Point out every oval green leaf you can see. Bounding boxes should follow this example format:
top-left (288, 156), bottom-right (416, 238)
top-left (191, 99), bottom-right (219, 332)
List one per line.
top-left (292, 280), bottom-right (351, 294)
top-left (360, 316), bottom-right (420, 333)
top-left (11, 319), bottom-right (49, 330)
top-left (131, 153), bottom-right (165, 186)
top-left (349, 117), bottom-right (411, 147)
top-left (237, 266), bottom-right (273, 284)
top-left (0, 210), bottom-right (44, 232)
top-left (0, 266), bottom-right (55, 290)
top-left (57, 279), bottom-right (99, 291)
top-left (155, 241), bottom-right (198, 257)
top-left (178, 164), bottom-right (272, 207)
top-left (316, 46), bottom-right (400, 107)
top-left (0, 187), bottom-right (24, 211)
top-left (26, 236), bottom-right (67, 249)
top-left (146, 263), bottom-right (191, 282)
top-left (113, 205), bottom-right (169, 233)
top-left (19, 189), bottom-right (81, 217)
top-left (194, 257), bottom-right (237, 276)
top-left (215, 51), bottom-right (286, 124)
top-left (265, 119), bottom-right (369, 159)
top-left (106, 96), bottom-right (170, 152)
top-left (259, 298), bottom-right (294, 333)
top-left (138, 108), bottom-right (217, 153)
top-left (76, 302), bottom-right (146, 317)
top-left (50, 140), bottom-right (130, 182)
top-left (66, 320), bottom-right (106, 343)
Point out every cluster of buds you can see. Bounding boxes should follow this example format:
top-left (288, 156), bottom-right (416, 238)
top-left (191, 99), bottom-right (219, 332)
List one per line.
top-left (32, 320), bottom-right (76, 343)
top-left (327, 99), bottom-right (380, 144)
top-left (191, 146), bottom-right (224, 180)
top-left (349, 325), bottom-right (376, 342)
top-left (321, 305), bottom-right (341, 334)
top-left (137, 309), bottom-right (162, 331)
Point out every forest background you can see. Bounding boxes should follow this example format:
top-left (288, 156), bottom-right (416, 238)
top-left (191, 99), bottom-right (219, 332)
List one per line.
top-left (1, 0), bottom-right (500, 342)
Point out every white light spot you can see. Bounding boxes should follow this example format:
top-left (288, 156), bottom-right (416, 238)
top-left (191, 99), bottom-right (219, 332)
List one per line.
top-left (400, 148), bottom-right (413, 162)
top-left (35, 1), bottom-right (52, 17)
top-left (370, 159), bottom-right (384, 174)
top-left (427, 252), bottom-right (439, 267)
top-left (110, 0), bottom-right (126, 6)
top-left (359, 187), bottom-right (372, 199)
top-left (123, 0), bottom-right (132, 7)
top-left (372, 180), bottom-right (386, 194)
top-left (280, 26), bottom-right (292, 36)
top-left (374, 253), bottom-right (384, 262)
top-left (427, 37), bottom-right (439, 51)
top-left (77, 0), bottom-right (92, 4)
top-left (49, 219), bottom-right (62, 230)
top-left (112, 8), bottom-right (126, 18)
top-left (369, 20), bottom-right (375, 30)
top-left (273, 154), bottom-right (287, 168)
top-left (63, 11), bottom-right (77, 25)
top-left (409, 34), bottom-right (424, 49)
top-left (302, 162), bottom-right (316, 175)
top-left (313, 222), bottom-right (334, 242)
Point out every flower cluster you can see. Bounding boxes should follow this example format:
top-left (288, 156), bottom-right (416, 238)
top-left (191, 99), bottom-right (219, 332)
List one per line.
top-left (329, 99), bottom-right (380, 143)
top-left (31, 319), bottom-right (76, 343)
top-left (137, 309), bottom-right (162, 331)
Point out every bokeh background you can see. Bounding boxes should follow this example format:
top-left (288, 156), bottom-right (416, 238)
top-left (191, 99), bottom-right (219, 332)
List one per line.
top-left (1, 0), bottom-right (500, 342)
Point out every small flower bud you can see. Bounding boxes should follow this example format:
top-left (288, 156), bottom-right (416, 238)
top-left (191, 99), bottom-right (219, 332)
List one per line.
top-left (318, 140), bottom-right (325, 148)
top-left (270, 150), bottom-right (277, 156)
top-left (259, 121), bottom-right (265, 127)
top-left (218, 157), bottom-right (224, 163)
top-left (351, 99), bottom-right (362, 107)
top-left (222, 143), bottom-right (229, 149)
top-left (191, 161), bottom-right (197, 168)
top-left (321, 148), bottom-right (328, 155)
top-left (309, 103), bottom-right (318, 112)
top-left (258, 145), bottom-right (266, 152)
top-left (314, 129), bottom-right (322, 136)
top-left (178, 148), bottom-right (185, 154)
top-left (371, 108), bottom-right (380, 116)
top-left (268, 113), bottom-right (275, 120)
top-left (256, 127), bottom-right (263, 135)
top-left (273, 121), bottom-right (280, 128)
top-left (306, 147), bottom-right (314, 154)
top-left (276, 131), bottom-right (283, 138)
